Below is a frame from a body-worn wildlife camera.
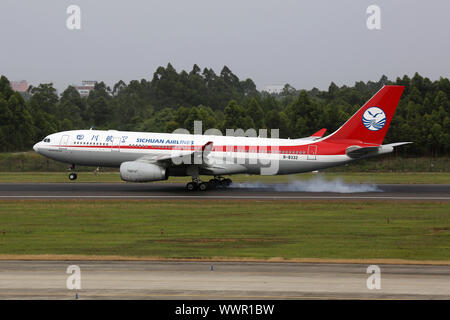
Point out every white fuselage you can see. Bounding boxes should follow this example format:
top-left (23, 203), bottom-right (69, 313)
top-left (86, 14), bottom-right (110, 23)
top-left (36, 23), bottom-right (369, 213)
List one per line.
top-left (33, 129), bottom-right (353, 176)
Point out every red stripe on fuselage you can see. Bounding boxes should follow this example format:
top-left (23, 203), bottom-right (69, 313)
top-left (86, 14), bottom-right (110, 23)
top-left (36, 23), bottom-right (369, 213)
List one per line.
top-left (51, 140), bottom-right (378, 156)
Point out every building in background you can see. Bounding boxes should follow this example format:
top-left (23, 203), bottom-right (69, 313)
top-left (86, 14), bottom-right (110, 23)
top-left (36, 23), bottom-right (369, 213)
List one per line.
top-left (264, 85), bottom-right (284, 94)
top-left (74, 80), bottom-right (97, 97)
top-left (10, 80), bottom-right (29, 92)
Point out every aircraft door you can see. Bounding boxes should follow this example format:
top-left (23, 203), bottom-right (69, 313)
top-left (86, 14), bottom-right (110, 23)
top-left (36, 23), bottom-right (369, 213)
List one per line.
top-left (59, 135), bottom-right (69, 151)
top-left (111, 137), bottom-right (120, 152)
top-left (307, 145), bottom-right (317, 160)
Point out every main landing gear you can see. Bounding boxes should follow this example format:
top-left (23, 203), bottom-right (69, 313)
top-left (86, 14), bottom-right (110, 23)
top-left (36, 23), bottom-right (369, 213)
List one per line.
top-left (186, 181), bottom-right (208, 191)
top-left (185, 176), bottom-right (232, 191)
top-left (68, 164), bottom-right (77, 181)
top-left (208, 177), bottom-right (232, 188)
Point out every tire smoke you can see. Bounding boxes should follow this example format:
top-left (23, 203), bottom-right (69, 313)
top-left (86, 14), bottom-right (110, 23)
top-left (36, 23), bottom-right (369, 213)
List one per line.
top-left (231, 176), bottom-right (381, 193)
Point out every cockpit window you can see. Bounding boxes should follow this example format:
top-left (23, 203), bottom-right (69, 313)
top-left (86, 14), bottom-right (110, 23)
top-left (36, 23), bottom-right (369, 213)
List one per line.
top-left (43, 138), bottom-right (50, 143)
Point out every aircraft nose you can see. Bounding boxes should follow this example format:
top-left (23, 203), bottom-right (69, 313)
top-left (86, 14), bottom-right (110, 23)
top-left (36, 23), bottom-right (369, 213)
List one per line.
top-left (33, 143), bottom-right (40, 152)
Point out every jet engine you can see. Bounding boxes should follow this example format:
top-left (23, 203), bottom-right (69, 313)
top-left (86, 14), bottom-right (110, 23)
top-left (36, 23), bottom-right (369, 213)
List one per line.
top-left (120, 161), bottom-right (168, 182)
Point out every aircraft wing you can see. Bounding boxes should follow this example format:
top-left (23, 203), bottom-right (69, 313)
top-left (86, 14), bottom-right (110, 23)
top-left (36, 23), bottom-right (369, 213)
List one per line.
top-left (135, 141), bottom-right (214, 166)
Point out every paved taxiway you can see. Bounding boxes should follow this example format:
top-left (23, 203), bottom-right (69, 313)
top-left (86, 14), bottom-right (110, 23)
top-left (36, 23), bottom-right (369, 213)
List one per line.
top-left (0, 183), bottom-right (449, 200)
top-left (0, 261), bottom-right (448, 299)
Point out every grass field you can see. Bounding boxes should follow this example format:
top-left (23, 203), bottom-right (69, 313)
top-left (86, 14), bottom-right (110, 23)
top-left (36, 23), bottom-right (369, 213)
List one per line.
top-left (0, 200), bottom-right (448, 261)
top-left (0, 171), bottom-right (449, 184)
top-left (1, 151), bottom-right (448, 173)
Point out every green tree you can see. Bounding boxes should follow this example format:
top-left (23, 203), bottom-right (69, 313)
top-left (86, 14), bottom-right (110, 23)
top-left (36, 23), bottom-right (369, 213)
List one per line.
top-left (223, 100), bottom-right (254, 130)
top-left (0, 96), bottom-right (13, 151)
top-left (28, 83), bottom-right (58, 114)
top-left (58, 86), bottom-right (87, 127)
top-left (34, 111), bottom-right (58, 141)
top-left (0, 76), bottom-right (14, 100)
top-left (89, 96), bottom-right (112, 128)
top-left (246, 98), bottom-right (264, 129)
top-left (265, 110), bottom-right (289, 138)
top-left (285, 90), bottom-right (315, 137)
top-left (8, 93), bottom-right (34, 149)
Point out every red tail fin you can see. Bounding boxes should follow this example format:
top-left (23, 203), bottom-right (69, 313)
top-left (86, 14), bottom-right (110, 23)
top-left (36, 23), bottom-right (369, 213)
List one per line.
top-left (325, 85), bottom-right (404, 145)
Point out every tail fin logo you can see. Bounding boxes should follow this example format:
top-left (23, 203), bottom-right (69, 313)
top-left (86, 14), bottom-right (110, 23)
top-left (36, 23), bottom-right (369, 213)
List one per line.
top-left (362, 107), bottom-right (386, 131)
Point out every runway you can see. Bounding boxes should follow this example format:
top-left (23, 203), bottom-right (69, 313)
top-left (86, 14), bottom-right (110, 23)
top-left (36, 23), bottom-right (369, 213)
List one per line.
top-left (0, 260), bottom-right (448, 299)
top-left (0, 183), bottom-right (449, 200)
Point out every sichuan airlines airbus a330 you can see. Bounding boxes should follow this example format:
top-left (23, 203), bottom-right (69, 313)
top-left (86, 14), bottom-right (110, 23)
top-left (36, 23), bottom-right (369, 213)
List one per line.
top-left (33, 85), bottom-right (410, 191)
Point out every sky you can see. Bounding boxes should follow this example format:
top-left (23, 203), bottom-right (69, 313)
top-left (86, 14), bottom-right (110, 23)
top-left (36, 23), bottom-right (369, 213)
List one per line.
top-left (1, 0), bottom-right (449, 93)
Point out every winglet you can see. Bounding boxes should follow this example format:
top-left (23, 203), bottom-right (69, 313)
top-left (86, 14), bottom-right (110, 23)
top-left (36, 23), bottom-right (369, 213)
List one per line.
top-left (311, 128), bottom-right (327, 137)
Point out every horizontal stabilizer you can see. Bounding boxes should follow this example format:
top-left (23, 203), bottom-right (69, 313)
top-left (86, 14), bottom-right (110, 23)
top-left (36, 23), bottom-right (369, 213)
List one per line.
top-left (346, 146), bottom-right (380, 158)
top-left (383, 142), bottom-right (413, 148)
top-left (346, 142), bottom-right (412, 159)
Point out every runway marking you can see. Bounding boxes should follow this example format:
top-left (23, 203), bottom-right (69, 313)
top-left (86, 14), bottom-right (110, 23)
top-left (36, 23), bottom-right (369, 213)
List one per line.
top-left (0, 290), bottom-right (391, 300)
top-left (0, 195), bottom-right (449, 200)
top-left (1, 261), bottom-right (448, 299)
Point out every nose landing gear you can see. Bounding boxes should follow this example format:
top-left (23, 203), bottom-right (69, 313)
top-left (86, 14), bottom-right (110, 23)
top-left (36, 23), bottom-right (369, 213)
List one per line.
top-left (69, 172), bottom-right (78, 180)
top-left (68, 164), bottom-right (77, 181)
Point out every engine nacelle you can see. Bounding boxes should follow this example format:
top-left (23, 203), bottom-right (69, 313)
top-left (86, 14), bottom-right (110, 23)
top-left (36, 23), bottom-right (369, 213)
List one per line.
top-left (120, 161), bottom-right (168, 182)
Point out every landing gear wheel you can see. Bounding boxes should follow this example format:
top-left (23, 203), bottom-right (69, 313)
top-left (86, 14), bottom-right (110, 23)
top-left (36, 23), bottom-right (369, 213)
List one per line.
top-left (198, 182), bottom-right (208, 191)
top-left (208, 179), bottom-right (219, 188)
top-left (223, 178), bottom-right (232, 187)
top-left (69, 173), bottom-right (77, 181)
top-left (186, 182), bottom-right (197, 191)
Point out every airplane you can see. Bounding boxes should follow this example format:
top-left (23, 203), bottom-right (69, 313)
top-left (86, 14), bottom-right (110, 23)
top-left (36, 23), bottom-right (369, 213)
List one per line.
top-left (33, 85), bottom-right (411, 191)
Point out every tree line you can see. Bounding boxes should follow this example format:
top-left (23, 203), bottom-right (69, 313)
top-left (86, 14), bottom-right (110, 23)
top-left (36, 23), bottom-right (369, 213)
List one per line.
top-left (0, 64), bottom-right (449, 156)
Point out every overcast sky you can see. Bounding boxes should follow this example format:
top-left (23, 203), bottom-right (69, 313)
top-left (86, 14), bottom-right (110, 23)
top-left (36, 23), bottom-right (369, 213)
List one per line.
top-left (1, 0), bottom-right (449, 92)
